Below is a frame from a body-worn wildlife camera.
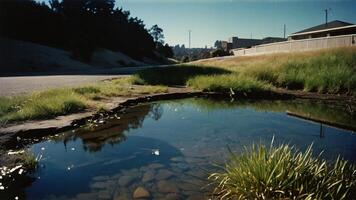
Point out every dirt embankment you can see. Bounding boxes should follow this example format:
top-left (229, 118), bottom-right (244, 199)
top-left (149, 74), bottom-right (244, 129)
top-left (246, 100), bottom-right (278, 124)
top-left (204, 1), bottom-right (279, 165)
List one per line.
top-left (0, 37), bottom-right (152, 75)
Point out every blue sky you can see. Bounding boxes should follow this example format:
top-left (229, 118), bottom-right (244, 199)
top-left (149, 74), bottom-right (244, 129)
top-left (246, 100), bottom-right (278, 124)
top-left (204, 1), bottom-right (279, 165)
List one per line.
top-left (41, 0), bottom-right (356, 48)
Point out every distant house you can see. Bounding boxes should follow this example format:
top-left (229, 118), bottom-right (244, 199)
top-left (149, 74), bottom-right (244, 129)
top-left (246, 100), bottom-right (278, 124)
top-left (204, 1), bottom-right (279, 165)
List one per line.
top-left (228, 37), bottom-right (263, 49)
top-left (288, 20), bottom-right (356, 40)
top-left (221, 36), bottom-right (286, 51)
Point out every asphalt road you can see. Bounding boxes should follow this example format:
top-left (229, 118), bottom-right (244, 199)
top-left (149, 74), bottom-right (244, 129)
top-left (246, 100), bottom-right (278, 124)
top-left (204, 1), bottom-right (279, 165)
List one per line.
top-left (0, 75), bottom-right (127, 96)
top-left (0, 65), bottom-right (165, 96)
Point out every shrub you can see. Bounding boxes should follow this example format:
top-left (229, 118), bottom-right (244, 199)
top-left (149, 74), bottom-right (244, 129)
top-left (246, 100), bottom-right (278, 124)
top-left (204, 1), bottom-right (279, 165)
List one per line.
top-left (209, 142), bottom-right (356, 200)
top-left (133, 65), bottom-right (230, 85)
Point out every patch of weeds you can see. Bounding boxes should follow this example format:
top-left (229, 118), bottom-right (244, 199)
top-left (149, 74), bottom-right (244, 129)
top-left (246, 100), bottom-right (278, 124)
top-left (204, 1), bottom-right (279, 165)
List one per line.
top-left (209, 141), bottom-right (356, 200)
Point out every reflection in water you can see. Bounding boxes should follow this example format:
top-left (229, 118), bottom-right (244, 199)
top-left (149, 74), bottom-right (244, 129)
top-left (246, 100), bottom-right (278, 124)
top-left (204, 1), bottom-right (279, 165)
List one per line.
top-left (320, 123), bottom-right (325, 138)
top-left (2, 98), bottom-right (355, 200)
top-left (53, 104), bottom-right (161, 152)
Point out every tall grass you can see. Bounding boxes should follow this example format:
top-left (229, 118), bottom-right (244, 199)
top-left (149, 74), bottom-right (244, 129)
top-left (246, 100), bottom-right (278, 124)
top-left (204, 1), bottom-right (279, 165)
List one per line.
top-left (209, 142), bottom-right (356, 200)
top-left (0, 88), bottom-right (86, 124)
top-left (194, 47), bottom-right (356, 95)
top-left (187, 74), bottom-right (272, 93)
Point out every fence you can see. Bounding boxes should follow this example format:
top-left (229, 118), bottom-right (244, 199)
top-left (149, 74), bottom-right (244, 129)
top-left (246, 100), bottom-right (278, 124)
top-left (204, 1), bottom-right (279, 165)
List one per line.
top-left (232, 34), bottom-right (356, 56)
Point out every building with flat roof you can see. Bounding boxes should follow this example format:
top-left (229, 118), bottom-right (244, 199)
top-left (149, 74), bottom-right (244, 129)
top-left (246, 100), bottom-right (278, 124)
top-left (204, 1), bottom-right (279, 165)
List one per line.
top-left (221, 36), bottom-right (286, 51)
top-left (288, 20), bottom-right (356, 40)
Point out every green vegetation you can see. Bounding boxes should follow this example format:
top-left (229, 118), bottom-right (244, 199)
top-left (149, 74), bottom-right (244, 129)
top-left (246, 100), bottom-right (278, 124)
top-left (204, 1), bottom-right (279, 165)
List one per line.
top-left (0, 89), bottom-right (86, 123)
top-left (21, 151), bottom-right (38, 170)
top-left (133, 65), bottom-right (230, 85)
top-left (187, 74), bottom-right (272, 93)
top-left (0, 78), bottom-right (167, 125)
top-left (194, 47), bottom-right (356, 95)
top-left (209, 142), bottom-right (356, 200)
top-left (134, 47), bottom-right (356, 95)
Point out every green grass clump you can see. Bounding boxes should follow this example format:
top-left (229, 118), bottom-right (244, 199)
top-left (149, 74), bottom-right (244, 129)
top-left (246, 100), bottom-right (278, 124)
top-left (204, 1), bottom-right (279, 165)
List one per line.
top-left (133, 65), bottom-right (230, 85)
top-left (187, 74), bottom-right (272, 93)
top-left (0, 89), bottom-right (87, 123)
top-left (209, 142), bottom-right (356, 200)
top-left (21, 151), bottom-right (38, 170)
top-left (73, 86), bottom-right (101, 95)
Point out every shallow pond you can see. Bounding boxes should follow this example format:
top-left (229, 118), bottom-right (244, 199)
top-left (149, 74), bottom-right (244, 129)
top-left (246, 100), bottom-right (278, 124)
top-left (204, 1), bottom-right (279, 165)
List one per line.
top-left (3, 98), bottom-right (356, 200)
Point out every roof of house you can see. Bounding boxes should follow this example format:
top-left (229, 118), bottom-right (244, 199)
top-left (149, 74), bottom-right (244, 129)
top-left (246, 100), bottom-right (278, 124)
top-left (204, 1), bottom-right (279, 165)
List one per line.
top-left (293, 20), bottom-right (354, 35)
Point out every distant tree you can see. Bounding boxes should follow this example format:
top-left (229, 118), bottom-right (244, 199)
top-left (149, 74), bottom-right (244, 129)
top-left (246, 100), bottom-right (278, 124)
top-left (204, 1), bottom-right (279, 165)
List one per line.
top-left (162, 44), bottom-right (174, 58)
top-left (200, 50), bottom-right (211, 59)
top-left (157, 43), bottom-right (173, 58)
top-left (214, 40), bottom-right (223, 49)
top-left (149, 24), bottom-right (164, 45)
top-left (181, 56), bottom-right (190, 63)
top-left (211, 49), bottom-right (231, 57)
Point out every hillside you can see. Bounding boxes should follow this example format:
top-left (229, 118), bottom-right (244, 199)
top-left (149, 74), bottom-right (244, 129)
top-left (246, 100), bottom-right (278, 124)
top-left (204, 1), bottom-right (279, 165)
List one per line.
top-left (0, 38), bottom-right (150, 75)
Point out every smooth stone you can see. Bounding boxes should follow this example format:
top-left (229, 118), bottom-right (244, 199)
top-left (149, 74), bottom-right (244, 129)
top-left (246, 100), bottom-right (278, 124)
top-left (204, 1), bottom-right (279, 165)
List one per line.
top-left (133, 186), bottom-right (151, 199)
top-left (118, 175), bottom-right (137, 187)
top-left (178, 182), bottom-right (200, 191)
top-left (140, 166), bottom-right (149, 172)
top-left (155, 169), bottom-right (174, 180)
top-left (93, 176), bottom-right (110, 181)
top-left (186, 193), bottom-right (206, 200)
top-left (76, 193), bottom-right (98, 200)
top-left (97, 190), bottom-right (112, 200)
top-left (113, 188), bottom-right (131, 200)
top-left (114, 193), bottom-right (130, 200)
top-left (142, 171), bottom-right (155, 182)
top-left (170, 157), bottom-right (185, 162)
top-left (90, 181), bottom-right (108, 189)
top-left (157, 180), bottom-right (179, 194)
top-left (148, 163), bottom-right (164, 169)
top-left (165, 193), bottom-right (181, 200)
top-left (185, 157), bottom-right (205, 164)
top-left (170, 163), bottom-right (189, 171)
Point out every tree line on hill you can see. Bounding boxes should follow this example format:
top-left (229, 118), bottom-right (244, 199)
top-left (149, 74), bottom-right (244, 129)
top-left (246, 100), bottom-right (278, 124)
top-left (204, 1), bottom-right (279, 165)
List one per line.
top-left (172, 44), bottom-right (231, 62)
top-left (0, 0), bottom-right (173, 62)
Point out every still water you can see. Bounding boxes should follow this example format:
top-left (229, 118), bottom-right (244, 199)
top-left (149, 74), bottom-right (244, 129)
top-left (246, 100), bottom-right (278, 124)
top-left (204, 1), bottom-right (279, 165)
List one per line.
top-left (10, 98), bottom-right (356, 199)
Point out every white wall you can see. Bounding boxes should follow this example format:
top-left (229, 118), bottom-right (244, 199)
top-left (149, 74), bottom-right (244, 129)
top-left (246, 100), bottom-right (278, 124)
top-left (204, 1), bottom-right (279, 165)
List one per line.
top-left (232, 34), bottom-right (356, 56)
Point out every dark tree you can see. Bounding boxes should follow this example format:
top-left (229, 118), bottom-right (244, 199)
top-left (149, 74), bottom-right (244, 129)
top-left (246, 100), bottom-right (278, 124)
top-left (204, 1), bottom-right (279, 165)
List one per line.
top-left (214, 40), bottom-right (223, 49)
top-left (149, 24), bottom-right (164, 45)
top-left (0, 0), bottom-right (158, 62)
top-left (211, 49), bottom-right (231, 57)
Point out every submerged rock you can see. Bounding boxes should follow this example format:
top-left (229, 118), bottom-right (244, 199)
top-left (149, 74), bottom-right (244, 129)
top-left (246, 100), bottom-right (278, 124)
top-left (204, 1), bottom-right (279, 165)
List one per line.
top-left (186, 193), bottom-right (206, 200)
top-left (155, 169), bottom-right (174, 180)
top-left (118, 175), bottom-right (137, 187)
top-left (142, 170), bottom-right (155, 182)
top-left (165, 193), bottom-right (181, 200)
top-left (147, 163), bottom-right (164, 170)
top-left (133, 186), bottom-right (150, 199)
top-left (93, 175), bottom-right (110, 181)
top-left (157, 180), bottom-right (179, 193)
top-left (170, 157), bottom-right (185, 162)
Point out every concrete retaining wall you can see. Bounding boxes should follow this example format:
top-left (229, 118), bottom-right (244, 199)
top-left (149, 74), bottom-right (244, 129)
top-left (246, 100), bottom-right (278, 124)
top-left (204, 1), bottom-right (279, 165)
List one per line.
top-left (232, 34), bottom-right (356, 56)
